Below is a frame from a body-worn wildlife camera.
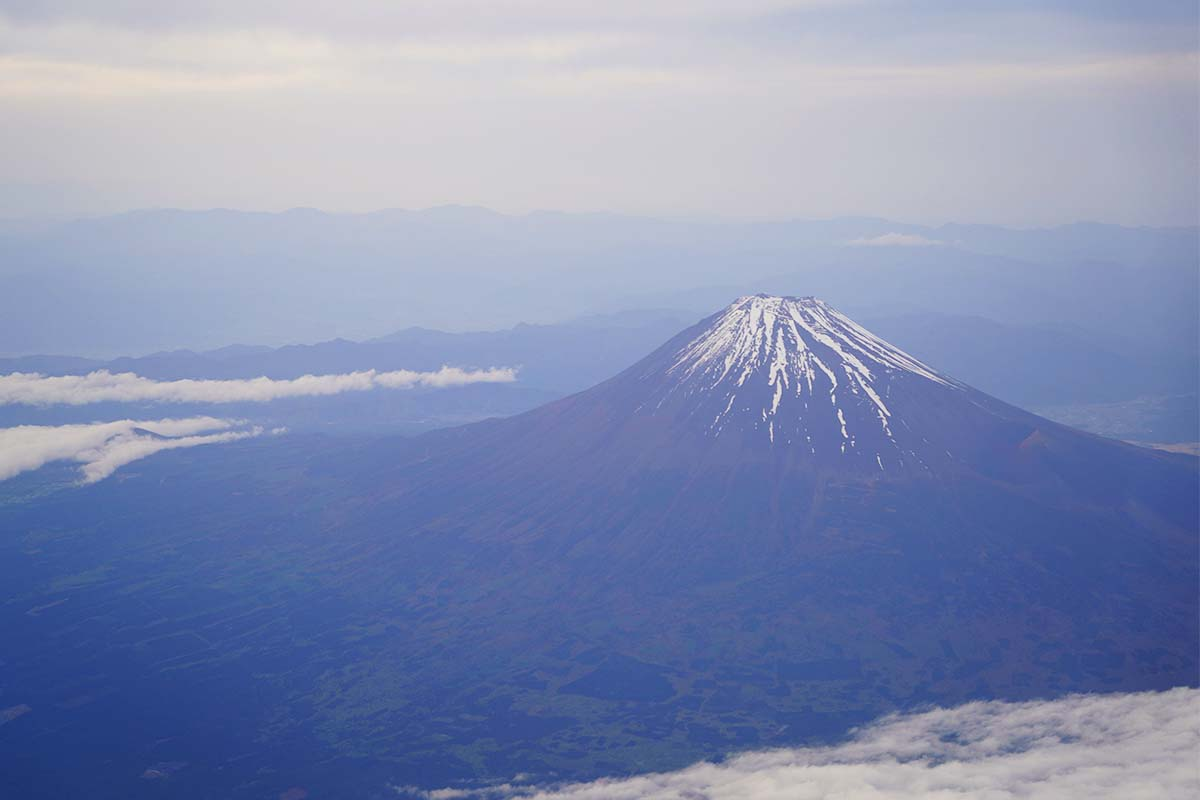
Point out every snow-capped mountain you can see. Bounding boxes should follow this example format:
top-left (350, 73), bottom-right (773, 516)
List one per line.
top-left (635, 294), bottom-right (960, 465)
top-left (390, 293), bottom-right (1194, 534)
top-left (3, 295), bottom-right (1194, 794)
top-left (512, 293), bottom-right (1081, 480)
top-left (314, 295), bottom-right (1194, 765)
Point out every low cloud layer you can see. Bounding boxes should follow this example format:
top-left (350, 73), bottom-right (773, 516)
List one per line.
top-left (0, 417), bottom-right (265, 483)
top-left (0, 366), bottom-right (517, 406)
top-left (402, 687), bottom-right (1199, 800)
top-left (847, 233), bottom-right (946, 247)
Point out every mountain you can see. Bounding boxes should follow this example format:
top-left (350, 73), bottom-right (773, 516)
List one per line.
top-left (390, 294), bottom-right (1195, 498)
top-left (0, 208), bottom-right (1194, 358)
top-left (2, 305), bottom-right (1192, 442)
top-left (0, 312), bottom-right (694, 389)
top-left (0, 313), bottom-right (693, 434)
top-left (0, 296), bottom-right (1195, 798)
top-left (298, 296), bottom-right (1199, 773)
top-left (602, 295), bottom-right (1030, 466)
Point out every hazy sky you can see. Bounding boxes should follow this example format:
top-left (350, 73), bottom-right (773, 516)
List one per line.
top-left (1, 1), bottom-right (1196, 225)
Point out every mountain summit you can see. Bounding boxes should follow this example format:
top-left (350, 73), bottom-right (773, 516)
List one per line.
top-left (630, 294), bottom-right (962, 465)
top-left (480, 294), bottom-right (1109, 482)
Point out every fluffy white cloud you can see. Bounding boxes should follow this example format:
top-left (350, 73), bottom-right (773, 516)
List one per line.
top-left (401, 687), bottom-right (1200, 800)
top-left (847, 232), bottom-right (946, 247)
top-left (0, 417), bottom-right (265, 483)
top-left (0, 366), bottom-right (516, 406)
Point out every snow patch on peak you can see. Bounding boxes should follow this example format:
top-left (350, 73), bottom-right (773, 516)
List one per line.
top-left (665, 295), bottom-right (958, 447)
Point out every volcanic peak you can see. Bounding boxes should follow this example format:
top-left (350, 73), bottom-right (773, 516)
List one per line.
top-left (654, 295), bottom-right (960, 454)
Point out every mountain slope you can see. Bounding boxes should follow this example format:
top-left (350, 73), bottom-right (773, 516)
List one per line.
top-left (386, 295), bottom-right (1190, 510)
top-left (306, 297), bottom-right (1197, 781)
top-left (0, 296), bottom-right (1195, 797)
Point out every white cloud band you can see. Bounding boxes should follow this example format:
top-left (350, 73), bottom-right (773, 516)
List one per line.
top-left (847, 233), bottom-right (945, 247)
top-left (402, 687), bottom-right (1200, 800)
top-left (0, 417), bottom-right (265, 483)
top-left (0, 366), bottom-right (517, 406)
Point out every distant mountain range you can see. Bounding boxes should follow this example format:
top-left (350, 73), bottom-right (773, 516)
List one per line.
top-left (2, 296), bottom-right (1194, 798)
top-left (1, 304), bottom-right (1191, 441)
top-left (0, 207), bottom-right (1194, 361)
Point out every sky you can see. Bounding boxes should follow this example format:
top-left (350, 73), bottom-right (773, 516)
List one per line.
top-left (0, 1), bottom-right (1197, 226)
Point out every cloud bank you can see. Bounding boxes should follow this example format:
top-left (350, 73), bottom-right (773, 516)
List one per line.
top-left (401, 687), bottom-right (1199, 800)
top-left (847, 233), bottom-right (945, 247)
top-left (0, 417), bottom-right (264, 483)
top-left (0, 366), bottom-right (517, 406)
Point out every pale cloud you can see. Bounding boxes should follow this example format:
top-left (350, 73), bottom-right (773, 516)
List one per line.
top-left (2, 13), bottom-right (1192, 100)
top-left (0, 366), bottom-right (517, 406)
top-left (848, 232), bottom-right (946, 247)
top-left (0, 1), bottom-right (1195, 225)
top-left (0, 18), bottom-right (643, 97)
top-left (0, 417), bottom-right (265, 483)
top-left (0, 55), bottom-right (319, 96)
top-left (401, 688), bottom-right (1200, 800)
top-left (0, 2), bottom-right (822, 36)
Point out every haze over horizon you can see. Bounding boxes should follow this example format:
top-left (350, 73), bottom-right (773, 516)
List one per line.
top-left (9, 204), bottom-right (1200, 231)
top-left (1, 1), bottom-right (1197, 226)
